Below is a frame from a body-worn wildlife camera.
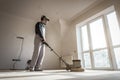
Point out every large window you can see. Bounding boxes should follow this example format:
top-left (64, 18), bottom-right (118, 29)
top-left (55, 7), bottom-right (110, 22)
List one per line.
top-left (78, 11), bottom-right (120, 70)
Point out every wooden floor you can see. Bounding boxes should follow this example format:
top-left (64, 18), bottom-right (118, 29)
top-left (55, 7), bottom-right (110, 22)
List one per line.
top-left (0, 70), bottom-right (120, 80)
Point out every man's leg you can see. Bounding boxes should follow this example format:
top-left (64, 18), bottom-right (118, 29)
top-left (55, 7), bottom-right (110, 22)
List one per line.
top-left (30, 35), bottom-right (41, 71)
top-left (35, 44), bottom-right (45, 70)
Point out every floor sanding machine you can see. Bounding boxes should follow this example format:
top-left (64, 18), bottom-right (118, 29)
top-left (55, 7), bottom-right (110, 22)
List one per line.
top-left (43, 42), bottom-right (84, 72)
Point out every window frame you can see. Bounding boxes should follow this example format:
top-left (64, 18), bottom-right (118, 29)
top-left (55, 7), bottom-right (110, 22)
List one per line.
top-left (79, 11), bottom-right (120, 70)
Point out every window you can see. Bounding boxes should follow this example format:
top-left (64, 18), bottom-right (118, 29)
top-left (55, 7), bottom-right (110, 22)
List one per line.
top-left (89, 18), bottom-right (110, 68)
top-left (77, 10), bottom-right (120, 70)
top-left (90, 18), bottom-right (107, 50)
top-left (106, 12), bottom-right (120, 69)
top-left (83, 52), bottom-right (91, 68)
top-left (114, 48), bottom-right (120, 68)
top-left (81, 25), bottom-right (89, 51)
top-left (81, 25), bottom-right (91, 68)
top-left (107, 12), bottom-right (120, 46)
top-left (93, 49), bottom-right (110, 68)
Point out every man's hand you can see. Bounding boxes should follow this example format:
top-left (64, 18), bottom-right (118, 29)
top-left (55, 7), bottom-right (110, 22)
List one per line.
top-left (42, 40), bottom-right (46, 43)
top-left (42, 41), bottom-right (49, 46)
top-left (40, 38), bottom-right (45, 42)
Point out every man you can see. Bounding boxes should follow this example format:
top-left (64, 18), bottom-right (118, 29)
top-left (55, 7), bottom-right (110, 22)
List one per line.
top-left (30, 15), bottom-right (49, 71)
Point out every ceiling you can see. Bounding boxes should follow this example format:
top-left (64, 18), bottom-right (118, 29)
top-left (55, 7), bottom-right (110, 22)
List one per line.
top-left (0, 0), bottom-right (102, 22)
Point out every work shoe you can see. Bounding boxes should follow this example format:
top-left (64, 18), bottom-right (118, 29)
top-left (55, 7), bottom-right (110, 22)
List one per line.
top-left (34, 69), bottom-right (43, 71)
top-left (29, 67), bottom-right (34, 72)
top-left (29, 69), bottom-right (34, 72)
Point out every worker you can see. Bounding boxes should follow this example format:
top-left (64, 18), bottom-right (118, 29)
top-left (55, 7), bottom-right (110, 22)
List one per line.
top-left (29, 15), bottom-right (49, 71)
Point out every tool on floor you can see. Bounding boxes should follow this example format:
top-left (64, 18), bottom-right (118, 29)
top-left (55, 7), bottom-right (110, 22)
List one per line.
top-left (42, 42), bottom-right (84, 72)
top-left (11, 36), bottom-right (24, 70)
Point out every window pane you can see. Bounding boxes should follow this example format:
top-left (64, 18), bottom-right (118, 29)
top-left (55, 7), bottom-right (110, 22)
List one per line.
top-left (83, 52), bottom-right (91, 68)
top-left (114, 47), bottom-right (120, 68)
top-left (93, 49), bottom-right (110, 68)
top-left (90, 18), bottom-right (107, 49)
top-left (107, 12), bottom-right (120, 46)
top-left (81, 25), bottom-right (89, 51)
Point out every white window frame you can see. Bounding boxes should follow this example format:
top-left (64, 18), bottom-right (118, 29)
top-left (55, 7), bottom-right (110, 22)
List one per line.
top-left (76, 6), bottom-right (120, 70)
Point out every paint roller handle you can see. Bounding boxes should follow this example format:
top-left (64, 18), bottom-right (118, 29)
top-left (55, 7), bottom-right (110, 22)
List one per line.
top-left (16, 36), bottom-right (24, 39)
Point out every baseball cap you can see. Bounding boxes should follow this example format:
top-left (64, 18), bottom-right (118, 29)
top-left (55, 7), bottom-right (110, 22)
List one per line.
top-left (41, 15), bottom-right (49, 21)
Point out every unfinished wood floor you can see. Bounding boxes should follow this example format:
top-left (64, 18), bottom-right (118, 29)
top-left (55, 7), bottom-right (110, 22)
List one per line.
top-left (0, 70), bottom-right (120, 80)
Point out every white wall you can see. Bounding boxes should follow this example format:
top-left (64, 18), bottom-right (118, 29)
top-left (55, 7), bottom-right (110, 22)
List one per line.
top-left (43, 21), bottom-right (61, 69)
top-left (0, 11), bottom-right (60, 69)
top-left (59, 19), bottom-right (78, 68)
top-left (0, 11), bottom-right (34, 69)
